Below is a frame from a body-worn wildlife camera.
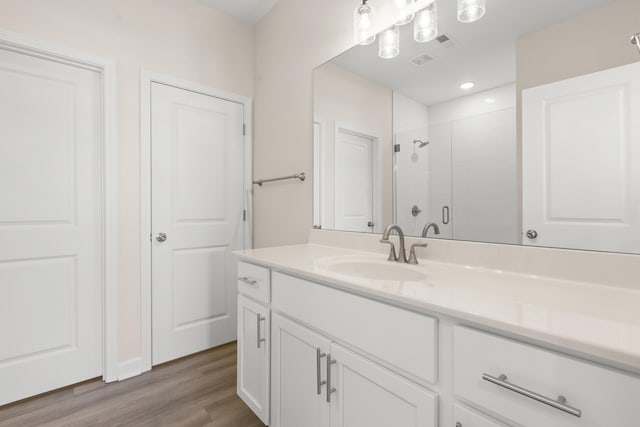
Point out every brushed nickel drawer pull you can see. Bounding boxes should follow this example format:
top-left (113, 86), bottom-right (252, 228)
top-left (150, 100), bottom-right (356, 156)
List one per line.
top-left (239, 277), bottom-right (257, 286)
top-left (482, 373), bottom-right (582, 418)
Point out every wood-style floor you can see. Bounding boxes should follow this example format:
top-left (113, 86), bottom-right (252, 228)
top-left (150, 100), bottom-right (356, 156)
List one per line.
top-left (0, 342), bottom-right (264, 427)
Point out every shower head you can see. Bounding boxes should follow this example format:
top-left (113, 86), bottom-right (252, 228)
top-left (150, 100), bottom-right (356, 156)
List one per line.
top-left (413, 139), bottom-right (429, 148)
top-left (632, 33), bottom-right (640, 54)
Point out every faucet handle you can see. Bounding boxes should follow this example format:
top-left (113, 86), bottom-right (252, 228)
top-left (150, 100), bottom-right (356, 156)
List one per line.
top-left (408, 242), bottom-right (428, 265)
top-left (379, 239), bottom-right (398, 262)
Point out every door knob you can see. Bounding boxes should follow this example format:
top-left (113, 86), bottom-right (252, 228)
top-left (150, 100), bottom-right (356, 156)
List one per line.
top-left (156, 232), bottom-right (167, 242)
top-left (526, 229), bottom-right (538, 239)
top-left (411, 205), bottom-right (422, 217)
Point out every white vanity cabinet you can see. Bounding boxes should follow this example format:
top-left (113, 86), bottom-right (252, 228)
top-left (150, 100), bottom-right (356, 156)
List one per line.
top-left (237, 261), bottom-right (271, 425)
top-left (236, 257), bottom-right (640, 427)
top-left (271, 312), bottom-right (438, 427)
top-left (454, 327), bottom-right (640, 427)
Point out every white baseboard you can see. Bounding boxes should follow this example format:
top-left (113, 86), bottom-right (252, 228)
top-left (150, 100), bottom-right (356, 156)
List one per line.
top-left (117, 357), bottom-right (143, 381)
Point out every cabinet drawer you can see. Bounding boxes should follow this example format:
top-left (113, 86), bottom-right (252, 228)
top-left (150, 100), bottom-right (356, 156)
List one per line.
top-left (237, 261), bottom-right (270, 303)
top-left (453, 327), bottom-right (640, 427)
top-left (454, 403), bottom-right (506, 427)
top-left (272, 272), bottom-right (437, 384)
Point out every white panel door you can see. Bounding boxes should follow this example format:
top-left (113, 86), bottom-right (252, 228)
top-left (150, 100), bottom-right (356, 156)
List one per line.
top-left (271, 313), bottom-right (331, 427)
top-left (237, 295), bottom-right (270, 424)
top-left (151, 82), bottom-right (244, 365)
top-left (329, 343), bottom-right (438, 427)
top-left (522, 62), bottom-right (640, 253)
top-left (334, 129), bottom-right (374, 232)
top-left (0, 48), bottom-right (102, 404)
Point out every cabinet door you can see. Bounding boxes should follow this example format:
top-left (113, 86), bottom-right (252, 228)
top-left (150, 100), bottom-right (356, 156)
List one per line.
top-left (329, 343), bottom-right (438, 427)
top-left (237, 295), bottom-right (270, 424)
top-left (271, 313), bottom-right (331, 427)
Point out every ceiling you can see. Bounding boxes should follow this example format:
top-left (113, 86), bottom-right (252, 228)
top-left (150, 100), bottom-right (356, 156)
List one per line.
top-left (331, 0), bottom-right (616, 106)
top-left (197, 0), bottom-right (280, 24)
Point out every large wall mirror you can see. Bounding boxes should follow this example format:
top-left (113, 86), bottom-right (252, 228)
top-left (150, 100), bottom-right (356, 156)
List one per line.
top-left (313, 0), bottom-right (640, 254)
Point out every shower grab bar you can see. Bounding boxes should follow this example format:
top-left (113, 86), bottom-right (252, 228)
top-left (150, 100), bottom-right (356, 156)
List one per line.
top-left (253, 172), bottom-right (306, 186)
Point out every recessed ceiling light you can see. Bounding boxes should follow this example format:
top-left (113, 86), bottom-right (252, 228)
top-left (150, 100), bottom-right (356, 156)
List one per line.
top-left (484, 97), bottom-right (496, 104)
top-left (459, 81), bottom-right (474, 90)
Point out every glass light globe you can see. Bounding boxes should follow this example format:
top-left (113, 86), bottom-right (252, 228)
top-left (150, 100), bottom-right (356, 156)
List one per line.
top-left (395, 0), bottom-right (415, 25)
top-left (379, 26), bottom-right (400, 59)
top-left (354, 1), bottom-right (376, 45)
top-left (414, 2), bottom-right (438, 43)
top-left (457, 0), bottom-right (485, 23)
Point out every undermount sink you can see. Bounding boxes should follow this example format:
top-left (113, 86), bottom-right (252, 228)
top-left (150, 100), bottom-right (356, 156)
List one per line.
top-left (324, 259), bottom-right (428, 281)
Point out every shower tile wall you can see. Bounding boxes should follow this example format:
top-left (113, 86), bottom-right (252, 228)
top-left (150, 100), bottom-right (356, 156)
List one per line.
top-left (394, 84), bottom-right (517, 243)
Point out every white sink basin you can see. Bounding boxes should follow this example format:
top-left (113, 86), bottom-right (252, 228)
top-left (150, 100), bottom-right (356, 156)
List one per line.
top-left (324, 260), bottom-right (427, 281)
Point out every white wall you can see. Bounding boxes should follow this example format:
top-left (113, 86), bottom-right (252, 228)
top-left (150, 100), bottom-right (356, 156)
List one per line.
top-left (0, 0), bottom-right (253, 362)
top-left (392, 92), bottom-right (434, 236)
top-left (393, 92), bottom-right (430, 134)
top-left (253, 0), bottom-right (403, 248)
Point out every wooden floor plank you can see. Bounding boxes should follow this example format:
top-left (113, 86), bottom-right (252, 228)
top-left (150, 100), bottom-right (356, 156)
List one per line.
top-left (0, 342), bottom-right (264, 427)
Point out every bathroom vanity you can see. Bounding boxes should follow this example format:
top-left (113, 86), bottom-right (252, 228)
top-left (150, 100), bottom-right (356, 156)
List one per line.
top-left (235, 232), bottom-right (640, 427)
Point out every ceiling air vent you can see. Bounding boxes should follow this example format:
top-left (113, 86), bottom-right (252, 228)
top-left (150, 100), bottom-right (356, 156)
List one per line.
top-left (410, 53), bottom-right (434, 66)
top-left (435, 33), bottom-right (455, 48)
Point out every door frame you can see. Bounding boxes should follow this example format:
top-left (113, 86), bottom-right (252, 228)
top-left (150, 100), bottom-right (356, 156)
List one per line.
top-left (140, 70), bottom-right (253, 372)
top-left (333, 122), bottom-right (383, 233)
top-left (313, 117), bottom-right (326, 228)
top-left (0, 29), bottom-right (119, 382)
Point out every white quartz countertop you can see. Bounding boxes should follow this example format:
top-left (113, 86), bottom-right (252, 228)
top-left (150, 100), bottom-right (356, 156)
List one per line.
top-left (235, 243), bottom-right (640, 374)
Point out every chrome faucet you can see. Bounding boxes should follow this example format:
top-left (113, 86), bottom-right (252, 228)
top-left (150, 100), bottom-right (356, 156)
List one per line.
top-left (380, 224), bottom-right (407, 263)
top-left (422, 222), bottom-right (440, 237)
top-left (380, 224), bottom-right (428, 264)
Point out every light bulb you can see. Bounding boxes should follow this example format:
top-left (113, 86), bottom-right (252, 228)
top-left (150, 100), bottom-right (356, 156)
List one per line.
top-left (354, 0), bottom-right (376, 45)
top-left (459, 81), bottom-right (475, 90)
top-left (379, 26), bottom-right (400, 59)
top-left (457, 0), bottom-right (485, 23)
top-left (394, 0), bottom-right (415, 26)
top-left (414, 2), bottom-right (438, 43)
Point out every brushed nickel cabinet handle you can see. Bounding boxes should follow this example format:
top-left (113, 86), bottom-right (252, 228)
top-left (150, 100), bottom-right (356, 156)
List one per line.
top-left (482, 373), bottom-right (581, 418)
top-left (316, 348), bottom-right (327, 395)
top-left (256, 314), bottom-right (266, 348)
top-left (239, 277), bottom-right (257, 286)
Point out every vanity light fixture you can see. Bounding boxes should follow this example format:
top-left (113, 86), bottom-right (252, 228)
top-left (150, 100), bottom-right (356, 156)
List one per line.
top-left (357, 0), bottom-right (485, 59)
top-left (460, 81), bottom-right (475, 90)
top-left (379, 26), bottom-right (400, 59)
top-left (457, 0), bottom-right (485, 23)
top-left (354, 0), bottom-right (376, 45)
